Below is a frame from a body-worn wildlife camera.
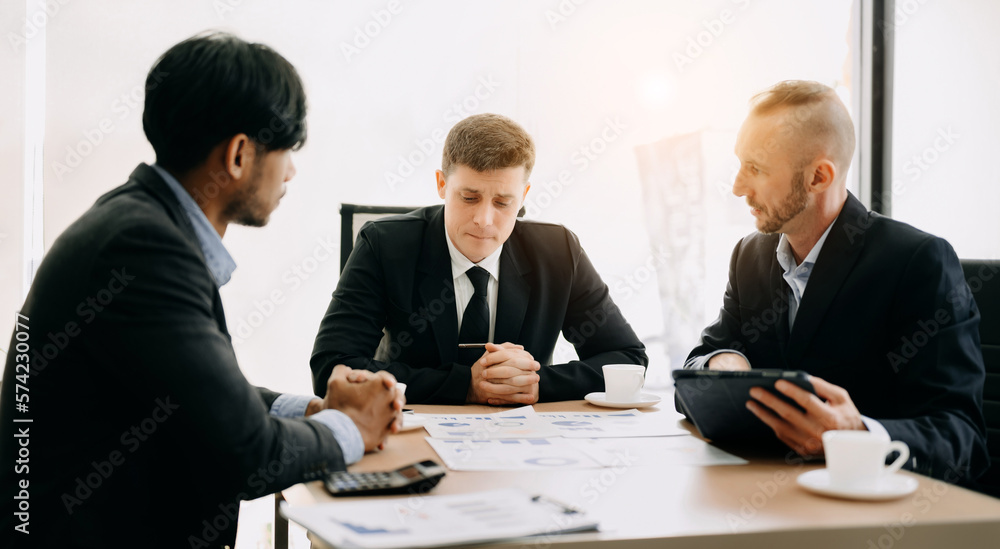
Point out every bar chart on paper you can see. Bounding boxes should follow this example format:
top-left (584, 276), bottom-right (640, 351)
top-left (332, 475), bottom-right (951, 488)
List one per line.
top-left (280, 488), bottom-right (598, 549)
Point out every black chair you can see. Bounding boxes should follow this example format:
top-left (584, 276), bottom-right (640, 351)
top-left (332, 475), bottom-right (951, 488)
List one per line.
top-left (339, 204), bottom-right (422, 273)
top-left (339, 202), bottom-right (527, 273)
top-left (961, 259), bottom-right (1000, 497)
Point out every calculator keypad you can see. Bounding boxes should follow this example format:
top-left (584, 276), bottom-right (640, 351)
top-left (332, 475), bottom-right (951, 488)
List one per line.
top-left (323, 461), bottom-right (446, 497)
top-left (329, 472), bottom-right (397, 492)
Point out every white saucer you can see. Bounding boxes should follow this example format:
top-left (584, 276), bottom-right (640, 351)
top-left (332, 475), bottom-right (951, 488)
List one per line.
top-left (584, 392), bottom-right (662, 409)
top-left (797, 469), bottom-right (919, 501)
top-left (399, 414), bottom-right (428, 432)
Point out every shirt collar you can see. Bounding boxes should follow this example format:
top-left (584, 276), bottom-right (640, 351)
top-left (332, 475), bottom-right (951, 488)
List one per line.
top-left (151, 164), bottom-right (237, 287)
top-left (444, 230), bottom-right (503, 282)
top-left (776, 215), bottom-right (837, 274)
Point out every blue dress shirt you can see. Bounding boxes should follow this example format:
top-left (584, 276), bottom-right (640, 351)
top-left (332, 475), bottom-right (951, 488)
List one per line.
top-left (775, 219), bottom-right (835, 328)
top-left (684, 214), bottom-right (887, 438)
top-left (152, 163), bottom-right (364, 464)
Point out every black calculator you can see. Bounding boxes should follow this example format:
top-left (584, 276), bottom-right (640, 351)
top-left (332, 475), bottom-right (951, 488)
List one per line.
top-left (324, 460), bottom-right (447, 497)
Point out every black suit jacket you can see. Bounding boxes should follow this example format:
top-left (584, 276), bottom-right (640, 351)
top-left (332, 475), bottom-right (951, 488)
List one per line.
top-left (0, 164), bottom-right (345, 549)
top-left (684, 193), bottom-right (989, 483)
top-left (311, 205), bottom-right (647, 404)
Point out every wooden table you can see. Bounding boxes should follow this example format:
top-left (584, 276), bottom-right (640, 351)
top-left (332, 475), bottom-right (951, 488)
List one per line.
top-left (279, 399), bottom-right (1000, 548)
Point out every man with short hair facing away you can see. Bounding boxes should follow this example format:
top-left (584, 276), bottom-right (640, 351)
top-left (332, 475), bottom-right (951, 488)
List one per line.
top-left (312, 113), bottom-right (647, 405)
top-left (682, 80), bottom-right (988, 485)
top-left (0, 33), bottom-right (403, 549)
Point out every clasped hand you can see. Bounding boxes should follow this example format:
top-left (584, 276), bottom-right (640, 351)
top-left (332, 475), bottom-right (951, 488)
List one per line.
top-left (308, 365), bottom-right (405, 452)
top-left (467, 342), bottom-right (541, 406)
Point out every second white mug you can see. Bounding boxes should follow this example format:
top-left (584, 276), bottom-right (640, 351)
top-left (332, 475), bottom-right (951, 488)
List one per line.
top-left (822, 430), bottom-right (909, 488)
top-left (603, 364), bottom-right (645, 403)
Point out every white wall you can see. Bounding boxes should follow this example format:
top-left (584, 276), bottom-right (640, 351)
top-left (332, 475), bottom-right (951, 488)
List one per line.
top-left (9, 0), bottom-right (855, 393)
top-left (1, 0), bottom-right (27, 360)
top-left (890, 0), bottom-right (1000, 259)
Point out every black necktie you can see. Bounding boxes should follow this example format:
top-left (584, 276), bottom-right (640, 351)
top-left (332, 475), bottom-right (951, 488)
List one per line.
top-left (457, 266), bottom-right (490, 364)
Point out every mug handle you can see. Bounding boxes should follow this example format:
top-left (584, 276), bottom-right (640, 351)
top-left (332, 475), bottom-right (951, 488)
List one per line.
top-left (884, 441), bottom-right (910, 475)
top-left (629, 373), bottom-right (645, 395)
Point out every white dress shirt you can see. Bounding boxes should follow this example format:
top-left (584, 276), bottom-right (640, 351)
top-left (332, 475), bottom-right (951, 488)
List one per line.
top-left (444, 232), bottom-right (502, 342)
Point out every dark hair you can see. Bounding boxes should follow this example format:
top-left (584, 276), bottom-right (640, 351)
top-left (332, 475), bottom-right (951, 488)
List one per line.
top-left (142, 32), bottom-right (307, 174)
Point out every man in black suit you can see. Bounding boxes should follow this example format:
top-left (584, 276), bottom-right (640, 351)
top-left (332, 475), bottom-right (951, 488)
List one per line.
top-left (0, 33), bottom-right (402, 549)
top-left (682, 80), bottom-right (988, 484)
top-left (312, 114), bottom-right (647, 405)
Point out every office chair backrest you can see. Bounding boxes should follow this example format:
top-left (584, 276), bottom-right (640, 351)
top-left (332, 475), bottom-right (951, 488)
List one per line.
top-left (339, 203), bottom-right (528, 273)
top-left (961, 259), bottom-right (1000, 496)
top-left (339, 204), bottom-right (421, 273)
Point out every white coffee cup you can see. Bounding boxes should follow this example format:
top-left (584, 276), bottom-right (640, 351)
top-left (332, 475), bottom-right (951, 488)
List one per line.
top-left (822, 430), bottom-right (909, 488)
top-left (602, 364), bottom-right (645, 403)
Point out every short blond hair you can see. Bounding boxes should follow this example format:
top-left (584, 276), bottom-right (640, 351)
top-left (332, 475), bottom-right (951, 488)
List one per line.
top-left (441, 113), bottom-right (535, 179)
top-left (749, 80), bottom-right (855, 172)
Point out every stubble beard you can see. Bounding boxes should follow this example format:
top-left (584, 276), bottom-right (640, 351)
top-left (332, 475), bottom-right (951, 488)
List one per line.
top-left (755, 171), bottom-right (808, 235)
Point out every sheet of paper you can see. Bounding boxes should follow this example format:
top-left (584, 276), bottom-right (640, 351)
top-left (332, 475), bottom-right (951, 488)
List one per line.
top-left (567, 436), bottom-right (749, 467)
top-left (281, 488), bottom-right (598, 549)
top-left (537, 409), bottom-right (689, 438)
top-left (426, 437), bottom-right (605, 471)
top-left (420, 406), bottom-right (559, 439)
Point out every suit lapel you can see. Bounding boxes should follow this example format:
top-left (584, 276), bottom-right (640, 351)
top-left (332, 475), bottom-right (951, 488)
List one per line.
top-left (416, 207), bottom-right (459, 365)
top-left (785, 193), bottom-right (869, 362)
top-left (131, 164), bottom-right (203, 254)
top-left (132, 163), bottom-right (218, 284)
top-left (495, 225), bottom-right (532, 344)
top-left (132, 163), bottom-right (231, 338)
top-left (767, 248), bottom-right (791, 354)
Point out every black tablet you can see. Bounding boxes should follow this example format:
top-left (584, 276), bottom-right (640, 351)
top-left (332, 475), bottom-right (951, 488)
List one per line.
top-left (672, 369), bottom-right (816, 441)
